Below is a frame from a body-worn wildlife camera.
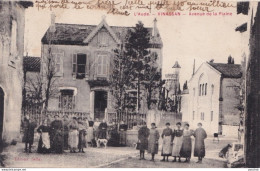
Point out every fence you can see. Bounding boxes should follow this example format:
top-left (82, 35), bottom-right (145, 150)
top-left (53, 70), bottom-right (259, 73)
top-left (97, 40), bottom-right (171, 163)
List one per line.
top-left (22, 103), bottom-right (90, 126)
top-left (107, 110), bottom-right (146, 129)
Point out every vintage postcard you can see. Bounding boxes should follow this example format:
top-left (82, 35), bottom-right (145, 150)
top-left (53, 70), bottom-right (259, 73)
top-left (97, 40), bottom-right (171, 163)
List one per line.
top-left (0, 0), bottom-right (259, 168)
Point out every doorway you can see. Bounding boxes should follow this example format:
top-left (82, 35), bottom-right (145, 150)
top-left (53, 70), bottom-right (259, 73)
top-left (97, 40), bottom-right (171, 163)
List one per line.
top-left (0, 87), bottom-right (4, 144)
top-left (94, 91), bottom-right (107, 120)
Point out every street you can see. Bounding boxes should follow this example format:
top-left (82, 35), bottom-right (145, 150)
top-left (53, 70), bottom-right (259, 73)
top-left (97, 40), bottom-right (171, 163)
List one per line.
top-left (2, 137), bottom-right (236, 168)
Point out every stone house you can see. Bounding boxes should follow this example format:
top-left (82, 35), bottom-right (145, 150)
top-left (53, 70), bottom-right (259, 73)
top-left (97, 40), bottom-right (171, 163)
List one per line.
top-left (0, 1), bottom-right (33, 143)
top-left (183, 59), bottom-right (242, 137)
top-left (40, 16), bottom-right (163, 121)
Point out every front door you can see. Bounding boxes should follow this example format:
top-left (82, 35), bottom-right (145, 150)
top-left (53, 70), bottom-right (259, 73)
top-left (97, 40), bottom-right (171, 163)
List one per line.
top-left (0, 87), bottom-right (4, 151)
top-left (94, 91), bottom-right (107, 120)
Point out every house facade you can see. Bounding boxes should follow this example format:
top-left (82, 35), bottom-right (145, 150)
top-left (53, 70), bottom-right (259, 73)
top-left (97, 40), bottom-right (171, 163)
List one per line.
top-left (183, 59), bottom-right (242, 137)
top-left (41, 16), bottom-right (163, 121)
top-left (0, 1), bottom-right (33, 143)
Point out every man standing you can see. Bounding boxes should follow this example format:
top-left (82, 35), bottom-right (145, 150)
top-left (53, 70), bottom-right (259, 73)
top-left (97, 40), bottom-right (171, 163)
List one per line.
top-left (193, 123), bottom-right (207, 163)
top-left (137, 122), bottom-right (150, 160)
top-left (50, 115), bottom-right (64, 153)
top-left (22, 115), bottom-right (37, 153)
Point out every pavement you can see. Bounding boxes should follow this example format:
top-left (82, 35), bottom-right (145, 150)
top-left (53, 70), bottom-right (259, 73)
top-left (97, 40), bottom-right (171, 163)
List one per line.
top-left (1, 137), bottom-right (237, 168)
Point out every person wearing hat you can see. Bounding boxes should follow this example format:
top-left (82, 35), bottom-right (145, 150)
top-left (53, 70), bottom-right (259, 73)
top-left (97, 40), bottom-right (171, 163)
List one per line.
top-left (68, 117), bottom-right (79, 153)
top-left (50, 114), bottom-right (64, 153)
top-left (148, 123), bottom-right (160, 161)
top-left (193, 122), bottom-right (207, 163)
top-left (137, 122), bottom-right (150, 160)
top-left (180, 123), bottom-right (193, 162)
top-left (171, 122), bottom-right (183, 162)
top-left (161, 122), bottom-right (173, 162)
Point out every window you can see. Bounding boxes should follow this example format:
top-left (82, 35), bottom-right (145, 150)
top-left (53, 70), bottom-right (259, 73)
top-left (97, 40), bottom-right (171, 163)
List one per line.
top-left (59, 90), bottom-right (75, 110)
top-left (205, 83), bottom-right (207, 95)
top-left (98, 30), bottom-right (108, 45)
top-left (211, 111), bottom-right (213, 121)
top-left (97, 55), bottom-right (108, 77)
top-left (202, 84), bottom-right (204, 96)
top-left (73, 53), bottom-right (87, 79)
top-left (193, 111), bottom-right (195, 120)
top-left (53, 52), bottom-right (63, 76)
top-left (201, 112), bottom-right (204, 120)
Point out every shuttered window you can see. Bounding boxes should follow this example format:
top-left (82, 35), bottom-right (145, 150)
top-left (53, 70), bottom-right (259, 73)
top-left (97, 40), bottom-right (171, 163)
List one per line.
top-left (72, 53), bottom-right (87, 79)
top-left (97, 55), bottom-right (108, 77)
top-left (53, 52), bottom-right (64, 76)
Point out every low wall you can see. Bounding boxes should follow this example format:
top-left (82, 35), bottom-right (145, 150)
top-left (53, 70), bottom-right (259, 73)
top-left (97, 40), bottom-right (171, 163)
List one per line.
top-left (222, 125), bottom-right (239, 138)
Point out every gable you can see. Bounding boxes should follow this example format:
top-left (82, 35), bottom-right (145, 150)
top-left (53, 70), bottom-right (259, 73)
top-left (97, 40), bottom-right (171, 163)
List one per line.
top-left (88, 27), bottom-right (117, 46)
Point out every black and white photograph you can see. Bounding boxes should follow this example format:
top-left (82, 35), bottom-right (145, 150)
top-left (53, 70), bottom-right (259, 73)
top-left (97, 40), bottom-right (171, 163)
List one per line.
top-left (0, 0), bottom-right (259, 168)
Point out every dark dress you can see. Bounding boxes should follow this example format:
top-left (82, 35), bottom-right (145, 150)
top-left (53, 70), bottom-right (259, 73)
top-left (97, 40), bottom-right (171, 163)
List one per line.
top-left (98, 122), bottom-right (108, 139)
top-left (78, 121), bottom-right (87, 149)
top-left (37, 125), bottom-right (51, 154)
top-left (108, 125), bottom-right (119, 147)
top-left (50, 120), bottom-right (64, 153)
top-left (180, 129), bottom-right (193, 158)
top-left (63, 119), bottom-right (70, 150)
top-left (22, 119), bottom-right (37, 145)
top-left (194, 128), bottom-right (207, 157)
top-left (119, 124), bottom-right (128, 146)
top-left (138, 126), bottom-right (150, 151)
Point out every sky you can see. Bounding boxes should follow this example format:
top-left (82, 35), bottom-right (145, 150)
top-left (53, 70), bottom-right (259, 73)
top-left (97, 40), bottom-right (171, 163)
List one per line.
top-left (24, 0), bottom-right (248, 88)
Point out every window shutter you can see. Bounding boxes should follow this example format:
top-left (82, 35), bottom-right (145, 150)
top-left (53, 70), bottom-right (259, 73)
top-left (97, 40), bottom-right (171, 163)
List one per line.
top-left (97, 55), bottom-right (102, 75)
top-left (60, 52), bottom-right (64, 76)
top-left (103, 56), bottom-right (107, 75)
top-left (72, 54), bottom-right (77, 74)
top-left (85, 54), bottom-right (88, 76)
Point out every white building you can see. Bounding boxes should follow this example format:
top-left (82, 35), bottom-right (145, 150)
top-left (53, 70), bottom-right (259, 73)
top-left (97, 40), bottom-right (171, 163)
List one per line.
top-left (183, 59), bottom-right (242, 137)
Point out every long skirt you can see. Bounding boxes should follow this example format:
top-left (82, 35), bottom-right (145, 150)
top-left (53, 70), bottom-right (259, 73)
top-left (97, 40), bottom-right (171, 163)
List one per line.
top-left (161, 136), bottom-right (172, 156)
top-left (87, 127), bottom-right (94, 142)
top-left (119, 131), bottom-right (126, 145)
top-left (148, 141), bottom-right (158, 154)
top-left (180, 136), bottom-right (192, 158)
top-left (172, 136), bottom-right (183, 157)
top-left (138, 139), bottom-right (148, 151)
top-left (98, 129), bottom-right (107, 139)
top-left (63, 130), bottom-right (69, 150)
top-left (52, 131), bottom-right (63, 153)
top-left (78, 130), bottom-right (86, 149)
top-left (69, 130), bottom-right (79, 150)
top-left (194, 139), bottom-right (206, 157)
top-left (37, 133), bottom-right (51, 153)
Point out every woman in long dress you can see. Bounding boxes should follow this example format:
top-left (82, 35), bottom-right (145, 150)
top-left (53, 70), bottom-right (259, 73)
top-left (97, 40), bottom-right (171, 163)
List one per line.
top-left (78, 117), bottom-right (87, 153)
top-left (119, 121), bottom-right (128, 146)
top-left (37, 120), bottom-right (51, 154)
top-left (137, 123), bottom-right (150, 160)
top-left (194, 122), bottom-right (207, 163)
top-left (148, 123), bottom-right (160, 161)
top-left (87, 118), bottom-right (94, 146)
top-left (180, 123), bottom-right (193, 162)
top-left (172, 122), bottom-right (183, 162)
top-left (161, 122), bottom-right (173, 162)
top-left (68, 117), bottom-right (79, 153)
top-left (50, 115), bottom-right (64, 154)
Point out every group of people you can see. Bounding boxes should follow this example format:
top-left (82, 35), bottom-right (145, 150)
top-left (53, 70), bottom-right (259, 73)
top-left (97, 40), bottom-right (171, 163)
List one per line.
top-left (22, 114), bottom-right (128, 154)
top-left (137, 122), bottom-right (207, 163)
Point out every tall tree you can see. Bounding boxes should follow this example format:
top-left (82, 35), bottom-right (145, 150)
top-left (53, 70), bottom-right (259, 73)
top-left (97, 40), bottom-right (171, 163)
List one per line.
top-left (125, 21), bottom-right (150, 112)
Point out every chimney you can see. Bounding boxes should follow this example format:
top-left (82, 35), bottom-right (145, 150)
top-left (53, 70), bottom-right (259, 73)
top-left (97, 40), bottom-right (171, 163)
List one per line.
top-left (152, 18), bottom-right (158, 37)
top-left (50, 13), bottom-right (56, 32)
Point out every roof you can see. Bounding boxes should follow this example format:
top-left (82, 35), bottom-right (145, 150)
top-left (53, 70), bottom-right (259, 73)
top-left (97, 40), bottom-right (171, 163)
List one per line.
top-left (41, 22), bottom-right (162, 46)
top-left (23, 56), bottom-right (41, 72)
top-left (208, 62), bottom-right (242, 78)
top-left (172, 61), bottom-right (181, 68)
